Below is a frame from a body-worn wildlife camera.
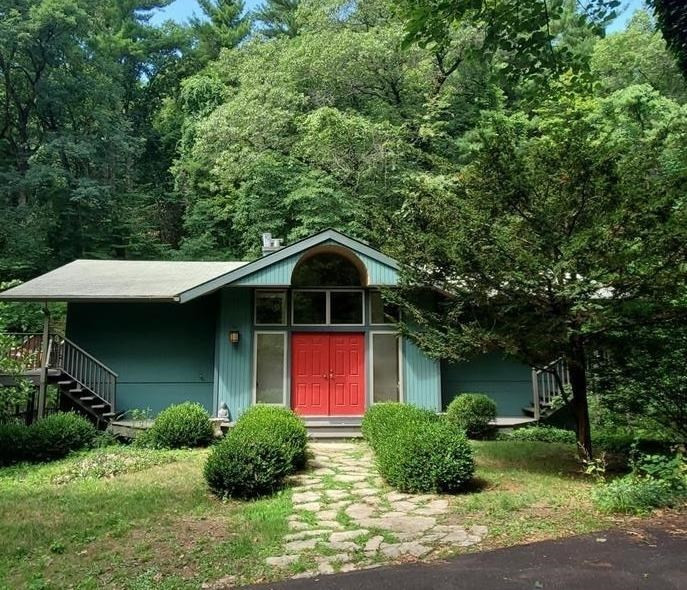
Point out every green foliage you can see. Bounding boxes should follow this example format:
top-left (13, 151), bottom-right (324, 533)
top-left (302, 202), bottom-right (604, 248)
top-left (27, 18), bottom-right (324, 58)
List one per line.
top-left (232, 405), bottom-right (307, 470)
top-left (506, 426), bottom-right (576, 444)
top-left (0, 421), bottom-right (30, 466)
top-left (27, 412), bottom-right (97, 462)
top-left (204, 431), bottom-right (290, 499)
top-left (649, 0), bottom-right (687, 77)
top-left (142, 402), bottom-right (214, 449)
top-left (593, 453), bottom-right (687, 514)
top-left (362, 403), bottom-right (475, 493)
top-left (445, 393), bottom-right (497, 439)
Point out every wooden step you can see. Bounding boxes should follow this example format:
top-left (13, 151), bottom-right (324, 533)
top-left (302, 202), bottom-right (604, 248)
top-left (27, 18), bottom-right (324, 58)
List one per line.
top-left (101, 412), bottom-right (116, 418)
top-left (57, 380), bottom-right (75, 387)
top-left (79, 396), bottom-right (95, 402)
top-left (91, 404), bottom-right (106, 410)
top-left (69, 388), bottom-right (83, 395)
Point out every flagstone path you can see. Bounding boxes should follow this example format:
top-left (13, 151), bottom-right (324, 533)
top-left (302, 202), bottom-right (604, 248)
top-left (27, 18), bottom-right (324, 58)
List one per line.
top-left (265, 442), bottom-right (488, 578)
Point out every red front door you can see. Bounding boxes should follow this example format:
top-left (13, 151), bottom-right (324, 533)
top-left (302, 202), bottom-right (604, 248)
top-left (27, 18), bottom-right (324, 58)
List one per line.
top-left (292, 333), bottom-right (365, 416)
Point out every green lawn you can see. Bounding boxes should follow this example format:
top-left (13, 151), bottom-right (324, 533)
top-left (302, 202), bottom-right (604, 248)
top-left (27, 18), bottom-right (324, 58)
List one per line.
top-left (0, 441), bottom-right (632, 589)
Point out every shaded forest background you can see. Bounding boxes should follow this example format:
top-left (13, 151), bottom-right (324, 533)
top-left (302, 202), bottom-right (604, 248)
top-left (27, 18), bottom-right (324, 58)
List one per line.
top-left (1, 0), bottom-right (684, 279)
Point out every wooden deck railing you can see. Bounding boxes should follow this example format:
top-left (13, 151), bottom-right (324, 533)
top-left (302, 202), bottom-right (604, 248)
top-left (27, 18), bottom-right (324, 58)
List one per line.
top-left (1, 332), bottom-right (117, 411)
top-left (531, 357), bottom-right (570, 421)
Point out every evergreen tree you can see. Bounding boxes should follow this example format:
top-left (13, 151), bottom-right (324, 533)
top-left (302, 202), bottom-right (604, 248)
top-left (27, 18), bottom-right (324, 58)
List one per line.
top-left (191, 0), bottom-right (251, 61)
top-left (255, 0), bottom-right (300, 38)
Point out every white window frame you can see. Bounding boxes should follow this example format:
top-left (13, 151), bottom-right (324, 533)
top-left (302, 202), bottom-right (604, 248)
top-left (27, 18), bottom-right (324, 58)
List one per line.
top-left (369, 331), bottom-right (403, 404)
top-left (252, 331), bottom-right (288, 406)
top-left (291, 288), bottom-right (364, 327)
top-left (368, 290), bottom-right (399, 326)
top-left (254, 290), bottom-right (287, 326)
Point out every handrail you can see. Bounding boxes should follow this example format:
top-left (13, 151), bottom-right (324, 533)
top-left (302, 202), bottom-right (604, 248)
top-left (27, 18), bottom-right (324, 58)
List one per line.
top-left (532, 356), bottom-right (570, 418)
top-left (2, 332), bottom-right (117, 412)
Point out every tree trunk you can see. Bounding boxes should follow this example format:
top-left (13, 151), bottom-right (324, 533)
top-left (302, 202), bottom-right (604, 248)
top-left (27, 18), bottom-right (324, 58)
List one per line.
top-left (568, 335), bottom-right (592, 459)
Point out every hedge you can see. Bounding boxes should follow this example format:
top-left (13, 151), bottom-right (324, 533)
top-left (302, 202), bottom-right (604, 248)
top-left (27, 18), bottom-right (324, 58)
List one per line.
top-left (141, 402), bottom-right (214, 449)
top-left (231, 405), bottom-right (307, 470)
top-left (362, 403), bottom-right (475, 493)
top-left (445, 393), bottom-right (497, 439)
top-left (0, 412), bottom-right (97, 465)
top-left (204, 405), bottom-right (308, 499)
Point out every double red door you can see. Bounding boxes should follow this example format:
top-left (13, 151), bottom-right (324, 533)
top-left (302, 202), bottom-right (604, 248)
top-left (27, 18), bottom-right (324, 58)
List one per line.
top-left (291, 333), bottom-right (365, 416)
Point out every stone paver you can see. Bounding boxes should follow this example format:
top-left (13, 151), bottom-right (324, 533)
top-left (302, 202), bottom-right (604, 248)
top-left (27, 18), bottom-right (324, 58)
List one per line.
top-left (264, 442), bottom-right (488, 579)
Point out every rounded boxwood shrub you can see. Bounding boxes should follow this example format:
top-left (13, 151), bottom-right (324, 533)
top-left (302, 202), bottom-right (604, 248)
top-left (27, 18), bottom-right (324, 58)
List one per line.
top-left (29, 412), bottom-right (97, 461)
top-left (231, 405), bottom-right (307, 471)
top-left (446, 393), bottom-right (497, 439)
top-left (204, 430), bottom-right (290, 499)
top-left (362, 402), bottom-right (437, 449)
top-left (0, 421), bottom-right (30, 465)
top-left (362, 403), bottom-right (475, 493)
top-left (379, 420), bottom-right (475, 493)
top-left (145, 402), bottom-right (213, 449)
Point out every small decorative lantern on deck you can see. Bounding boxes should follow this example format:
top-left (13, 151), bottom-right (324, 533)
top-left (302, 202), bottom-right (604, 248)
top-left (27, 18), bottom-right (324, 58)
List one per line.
top-left (229, 330), bottom-right (240, 344)
top-left (218, 402), bottom-right (230, 420)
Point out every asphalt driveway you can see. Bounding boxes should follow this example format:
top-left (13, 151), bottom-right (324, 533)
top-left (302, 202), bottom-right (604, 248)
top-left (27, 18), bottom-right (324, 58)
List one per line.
top-left (244, 515), bottom-right (687, 590)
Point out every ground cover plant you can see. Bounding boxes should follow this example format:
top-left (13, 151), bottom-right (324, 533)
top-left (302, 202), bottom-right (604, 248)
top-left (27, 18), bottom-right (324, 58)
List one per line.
top-left (363, 403), bottom-right (474, 493)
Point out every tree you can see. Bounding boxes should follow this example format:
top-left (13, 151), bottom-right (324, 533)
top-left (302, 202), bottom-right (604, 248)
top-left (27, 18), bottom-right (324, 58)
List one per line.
top-left (255, 0), bottom-right (300, 39)
top-left (191, 0), bottom-right (251, 62)
top-left (649, 0), bottom-right (687, 77)
top-left (390, 85), bottom-right (687, 457)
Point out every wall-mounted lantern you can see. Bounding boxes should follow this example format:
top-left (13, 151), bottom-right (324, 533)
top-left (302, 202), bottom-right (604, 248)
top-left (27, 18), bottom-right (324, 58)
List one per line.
top-left (229, 330), bottom-right (240, 344)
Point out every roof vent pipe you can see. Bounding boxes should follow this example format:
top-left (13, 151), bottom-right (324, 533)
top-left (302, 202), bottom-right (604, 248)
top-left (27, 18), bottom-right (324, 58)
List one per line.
top-left (261, 232), bottom-right (285, 256)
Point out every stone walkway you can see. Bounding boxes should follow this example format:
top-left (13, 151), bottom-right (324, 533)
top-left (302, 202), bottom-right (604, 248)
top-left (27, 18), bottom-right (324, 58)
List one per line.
top-left (264, 442), bottom-right (487, 578)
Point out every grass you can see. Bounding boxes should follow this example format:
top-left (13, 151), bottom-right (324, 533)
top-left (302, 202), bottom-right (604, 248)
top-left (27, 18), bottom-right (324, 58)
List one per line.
top-left (444, 440), bottom-right (617, 552)
top-left (0, 439), bottom-right (654, 589)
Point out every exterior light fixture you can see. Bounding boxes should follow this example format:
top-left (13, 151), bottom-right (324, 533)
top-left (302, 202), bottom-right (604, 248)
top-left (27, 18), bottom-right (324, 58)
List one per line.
top-left (229, 330), bottom-right (240, 344)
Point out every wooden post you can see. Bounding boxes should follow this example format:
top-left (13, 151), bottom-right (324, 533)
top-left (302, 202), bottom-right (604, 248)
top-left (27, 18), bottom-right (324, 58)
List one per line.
top-left (531, 367), bottom-right (541, 421)
top-left (37, 303), bottom-right (50, 419)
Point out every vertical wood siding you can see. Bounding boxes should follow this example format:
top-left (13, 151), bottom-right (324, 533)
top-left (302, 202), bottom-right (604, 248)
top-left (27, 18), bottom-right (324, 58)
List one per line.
top-left (441, 353), bottom-right (533, 416)
top-left (214, 287), bottom-right (253, 420)
top-left (402, 338), bottom-right (441, 411)
top-left (66, 299), bottom-right (217, 415)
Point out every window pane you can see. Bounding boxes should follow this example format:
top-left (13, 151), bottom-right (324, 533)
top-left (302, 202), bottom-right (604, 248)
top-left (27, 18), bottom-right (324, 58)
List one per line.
top-left (256, 333), bottom-right (285, 403)
top-left (330, 291), bottom-right (363, 324)
top-left (255, 292), bottom-right (285, 325)
top-left (373, 334), bottom-right (399, 403)
top-left (370, 291), bottom-right (399, 324)
top-left (293, 291), bottom-right (327, 324)
top-left (292, 252), bottom-right (362, 286)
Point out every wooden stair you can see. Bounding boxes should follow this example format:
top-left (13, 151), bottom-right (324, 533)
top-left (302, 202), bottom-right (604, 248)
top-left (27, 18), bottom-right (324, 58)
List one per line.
top-left (54, 376), bottom-right (116, 426)
top-left (304, 418), bottom-right (363, 439)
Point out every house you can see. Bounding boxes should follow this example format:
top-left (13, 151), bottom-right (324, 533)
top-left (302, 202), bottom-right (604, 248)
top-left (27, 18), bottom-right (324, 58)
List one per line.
top-left (0, 229), bottom-right (545, 433)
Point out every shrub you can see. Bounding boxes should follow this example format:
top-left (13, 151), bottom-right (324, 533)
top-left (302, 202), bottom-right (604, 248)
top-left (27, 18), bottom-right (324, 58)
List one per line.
top-left (144, 402), bottom-right (213, 449)
top-left (0, 421), bottom-right (29, 465)
top-left (593, 453), bottom-right (686, 514)
top-left (445, 393), bottom-right (497, 439)
top-left (29, 412), bottom-right (97, 461)
top-left (204, 431), bottom-right (290, 499)
top-left (362, 403), bottom-right (474, 493)
top-left (362, 402), bottom-right (437, 449)
top-left (507, 425), bottom-right (576, 444)
top-left (231, 405), bottom-right (307, 471)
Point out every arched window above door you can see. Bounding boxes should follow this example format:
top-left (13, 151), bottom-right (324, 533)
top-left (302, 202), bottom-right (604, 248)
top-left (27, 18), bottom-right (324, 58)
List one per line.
top-left (291, 250), bottom-right (366, 287)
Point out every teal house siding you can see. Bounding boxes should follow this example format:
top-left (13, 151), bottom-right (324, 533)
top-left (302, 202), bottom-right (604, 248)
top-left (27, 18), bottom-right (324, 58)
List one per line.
top-left (441, 353), bottom-right (533, 416)
top-left (65, 298), bottom-right (217, 414)
top-left (403, 338), bottom-right (441, 411)
top-left (214, 287), bottom-right (253, 420)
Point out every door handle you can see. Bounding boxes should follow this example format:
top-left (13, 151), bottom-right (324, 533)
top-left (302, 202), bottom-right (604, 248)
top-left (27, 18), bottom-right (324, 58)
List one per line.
top-left (322, 373), bottom-right (327, 379)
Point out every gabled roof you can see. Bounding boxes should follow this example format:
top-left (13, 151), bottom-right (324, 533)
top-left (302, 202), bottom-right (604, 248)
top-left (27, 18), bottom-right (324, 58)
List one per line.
top-left (0, 229), bottom-right (400, 303)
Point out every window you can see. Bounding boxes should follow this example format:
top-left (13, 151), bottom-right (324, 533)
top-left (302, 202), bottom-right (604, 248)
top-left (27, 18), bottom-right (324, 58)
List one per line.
top-left (293, 290), bottom-right (327, 325)
top-left (370, 291), bottom-right (399, 325)
top-left (292, 289), bottom-right (364, 325)
top-left (330, 291), bottom-right (363, 324)
top-left (372, 333), bottom-right (400, 403)
top-left (255, 291), bottom-right (286, 325)
top-left (255, 332), bottom-right (286, 404)
top-left (292, 252), bottom-right (363, 287)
